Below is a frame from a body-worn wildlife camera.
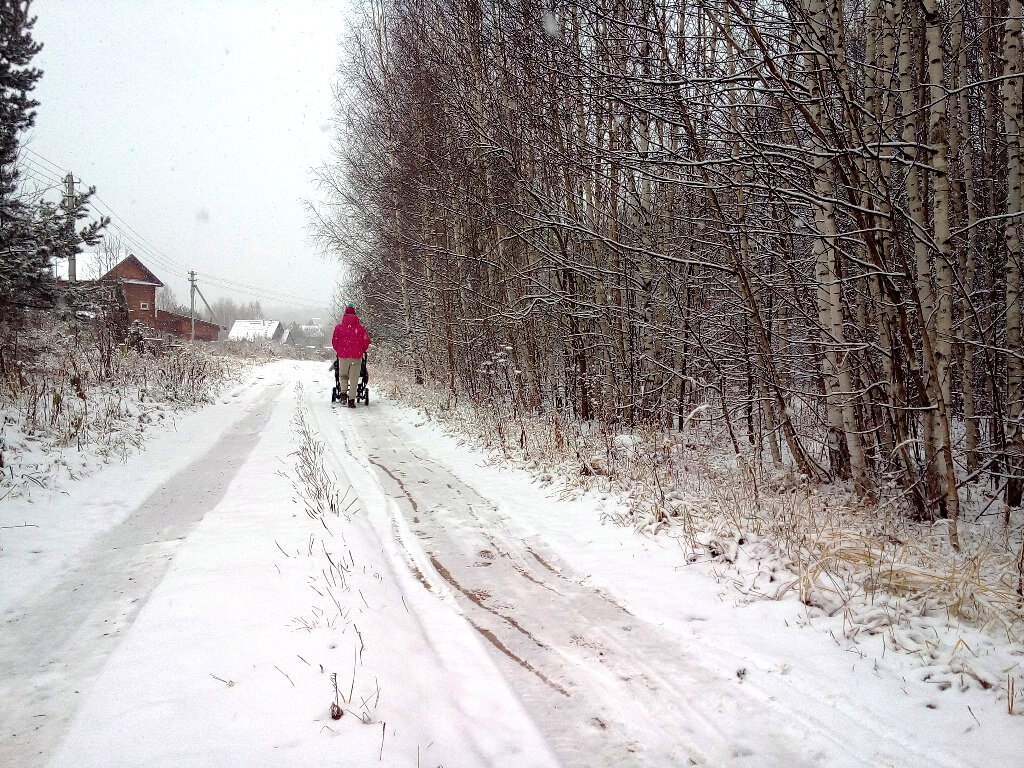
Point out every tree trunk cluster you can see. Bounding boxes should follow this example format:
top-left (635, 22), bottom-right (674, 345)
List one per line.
top-left (316, 0), bottom-right (1024, 539)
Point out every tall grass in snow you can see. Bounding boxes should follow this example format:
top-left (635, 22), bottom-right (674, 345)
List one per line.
top-left (0, 314), bottom-right (242, 494)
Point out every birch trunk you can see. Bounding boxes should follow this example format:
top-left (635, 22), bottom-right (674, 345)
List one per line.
top-left (806, 0), bottom-right (870, 492)
top-left (1004, 0), bottom-right (1024, 508)
top-left (922, 0), bottom-right (961, 543)
top-left (951, 6), bottom-right (981, 473)
top-left (897, 0), bottom-right (949, 522)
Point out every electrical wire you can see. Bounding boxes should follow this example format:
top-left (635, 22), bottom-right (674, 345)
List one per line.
top-left (89, 194), bottom-right (314, 303)
top-left (23, 147), bottom-right (68, 176)
top-left (86, 201), bottom-right (191, 279)
top-left (20, 162), bottom-right (64, 186)
top-left (18, 168), bottom-right (62, 193)
top-left (25, 149), bottom-right (326, 306)
top-left (18, 159), bottom-right (66, 189)
top-left (90, 194), bottom-right (191, 273)
top-left (194, 272), bottom-right (314, 304)
top-left (100, 225), bottom-right (191, 280)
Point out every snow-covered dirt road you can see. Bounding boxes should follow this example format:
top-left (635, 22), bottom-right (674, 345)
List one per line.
top-left (0, 381), bottom-right (283, 767)
top-left (308, 374), bottom-right (1003, 768)
top-left (2, 361), bottom-right (1019, 767)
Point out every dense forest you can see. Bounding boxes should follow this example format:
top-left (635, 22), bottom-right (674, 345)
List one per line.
top-left (315, 0), bottom-right (1024, 546)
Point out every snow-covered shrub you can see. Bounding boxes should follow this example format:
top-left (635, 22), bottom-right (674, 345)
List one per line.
top-left (0, 311), bottom-right (244, 496)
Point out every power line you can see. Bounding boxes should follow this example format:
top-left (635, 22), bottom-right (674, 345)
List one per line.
top-left (90, 194), bottom-right (192, 275)
top-left (18, 168), bottom-right (62, 192)
top-left (23, 147), bottom-right (68, 176)
top-left (28, 148), bottom-right (326, 307)
top-left (86, 203), bottom-right (190, 279)
top-left (101, 226), bottom-right (190, 279)
top-left (194, 270), bottom-right (314, 302)
top-left (85, 201), bottom-right (181, 271)
top-left (89, 196), bottom-right (314, 303)
top-left (195, 274), bottom-right (314, 305)
top-left (192, 268), bottom-right (315, 300)
top-left (18, 161), bottom-right (66, 190)
top-left (23, 150), bottom-right (196, 279)
top-left (20, 160), bottom-right (64, 185)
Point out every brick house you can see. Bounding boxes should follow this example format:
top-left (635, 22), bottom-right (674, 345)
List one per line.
top-left (96, 255), bottom-right (222, 342)
top-left (98, 255), bottom-right (161, 322)
top-left (152, 311), bottom-right (222, 342)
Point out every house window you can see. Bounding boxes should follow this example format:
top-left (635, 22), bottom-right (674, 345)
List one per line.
top-left (139, 301), bottom-right (150, 310)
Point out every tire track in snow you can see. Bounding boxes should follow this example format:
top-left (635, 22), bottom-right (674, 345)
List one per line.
top-left (341, 398), bottom-right (972, 768)
top-left (0, 384), bottom-right (284, 768)
top-left (405, 501), bottom-right (748, 766)
top-left (304, 386), bottom-right (562, 766)
top-left (365, 455), bottom-right (572, 697)
top-left (353, 425), bottom-right (750, 765)
top-left (366, 456), bottom-right (419, 513)
top-left (416, 477), bottom-right (963, 768)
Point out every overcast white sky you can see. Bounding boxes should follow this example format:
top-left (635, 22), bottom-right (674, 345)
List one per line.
top-left (25, 0), bottom-right (351, 314)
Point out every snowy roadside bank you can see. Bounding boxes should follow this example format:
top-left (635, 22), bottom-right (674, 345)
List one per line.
top-left (369, 364), bottom-right (1024, 758)
top-left (0, 334), bottom-right (244, 500)
top-left (0, 358), bottom-right (266, 614)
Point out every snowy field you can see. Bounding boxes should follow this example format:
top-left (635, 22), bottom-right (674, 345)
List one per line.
top-left (1, 360), bottom-right (1021, 767)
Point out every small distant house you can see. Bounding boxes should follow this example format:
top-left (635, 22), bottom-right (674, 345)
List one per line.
top-left (228, 319), bottom-right (283, 342)
top-left (300, 323), bottom-right (325, 343)
top-left (97, 255), bottom-right (162, 322)
top-left (283, 321), bottom-right (326, 347)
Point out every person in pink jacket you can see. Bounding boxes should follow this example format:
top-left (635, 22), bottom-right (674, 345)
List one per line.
top-left (332, 304), bottom-right (371, 407)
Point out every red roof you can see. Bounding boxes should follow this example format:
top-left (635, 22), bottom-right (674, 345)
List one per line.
top-left (98, 255), bottom-right (164, 287)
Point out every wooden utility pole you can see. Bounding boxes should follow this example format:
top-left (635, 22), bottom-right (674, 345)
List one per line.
top-left (64, 173), bottom-right (76, 282)
top-left (187, 271), bottom-right (217, 342)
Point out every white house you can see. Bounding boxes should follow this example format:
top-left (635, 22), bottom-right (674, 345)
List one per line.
top-left (227, 319), bottom-right (283, 342)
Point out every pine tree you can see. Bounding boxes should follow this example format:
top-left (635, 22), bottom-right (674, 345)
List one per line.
top-left (0, 0), bottom-right (106, 317)
top-left (0, 0), bottom-right (47, 313)
top-left (0, 0), bottom-right (39, 205)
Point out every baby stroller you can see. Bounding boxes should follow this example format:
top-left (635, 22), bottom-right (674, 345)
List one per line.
top-left (331, 353), bottom-right (369, 406)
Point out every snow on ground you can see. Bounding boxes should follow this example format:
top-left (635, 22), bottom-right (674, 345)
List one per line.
top-left (1, 360), bottom-right (1022, 767)
top-left (0, 366), bottom-right (258, 612)
top-left (2, 361), bottom-right (554, 767)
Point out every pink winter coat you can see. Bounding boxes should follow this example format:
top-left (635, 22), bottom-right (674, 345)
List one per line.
top-left (332, 307), bottom-right (371, 359)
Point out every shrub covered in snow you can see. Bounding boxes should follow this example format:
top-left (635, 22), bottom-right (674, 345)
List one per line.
top-left (0, 311), bottom-right (244, 497)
